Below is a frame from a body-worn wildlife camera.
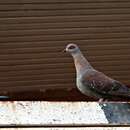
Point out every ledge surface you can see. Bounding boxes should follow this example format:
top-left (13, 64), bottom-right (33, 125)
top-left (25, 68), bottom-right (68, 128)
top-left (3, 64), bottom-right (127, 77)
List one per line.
top-left (0, 101), bottom-right (130, 126)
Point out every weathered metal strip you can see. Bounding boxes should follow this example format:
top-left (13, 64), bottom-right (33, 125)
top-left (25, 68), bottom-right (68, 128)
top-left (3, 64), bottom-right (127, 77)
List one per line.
top-left (99, 102), bottom-right (130, 124)
top-left (0, 127), bottom-right (130, 130)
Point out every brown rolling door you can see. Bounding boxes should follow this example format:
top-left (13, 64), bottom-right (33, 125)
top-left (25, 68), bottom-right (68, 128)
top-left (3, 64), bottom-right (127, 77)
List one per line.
top-left (0, 0), bottom-right (130, 99)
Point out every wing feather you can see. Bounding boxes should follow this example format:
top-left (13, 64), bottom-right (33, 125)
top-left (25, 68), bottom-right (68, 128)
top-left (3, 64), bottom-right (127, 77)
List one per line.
top-left (81, 69), bottom-right (130, 97)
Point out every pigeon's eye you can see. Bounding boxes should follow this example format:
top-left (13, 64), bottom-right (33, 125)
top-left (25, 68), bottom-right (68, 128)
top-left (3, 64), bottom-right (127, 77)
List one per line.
top-left (68, 45), bottom-right (75, 50)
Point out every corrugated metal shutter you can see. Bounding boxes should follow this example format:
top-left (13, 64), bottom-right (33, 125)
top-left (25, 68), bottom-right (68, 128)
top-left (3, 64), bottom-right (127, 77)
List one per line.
top-left (0, 0), bottom-right (130, 99)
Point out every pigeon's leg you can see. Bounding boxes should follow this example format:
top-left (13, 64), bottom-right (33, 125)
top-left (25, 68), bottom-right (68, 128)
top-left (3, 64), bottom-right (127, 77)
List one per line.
top-left (98, 98), bottom-right (108, 103)
top-left (98, 98), bottom-right (104, 103)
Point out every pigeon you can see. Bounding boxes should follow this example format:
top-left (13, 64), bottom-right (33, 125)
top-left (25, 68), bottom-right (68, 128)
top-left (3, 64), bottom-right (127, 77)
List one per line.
top-left (64, 43), bottom-right (130, 101)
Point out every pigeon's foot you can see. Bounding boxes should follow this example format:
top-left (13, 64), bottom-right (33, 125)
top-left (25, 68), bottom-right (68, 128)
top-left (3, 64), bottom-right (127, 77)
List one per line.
top-left (98, 98), bottom-right (108, 103)
top-left (98, 98), bottom-right (104, 103)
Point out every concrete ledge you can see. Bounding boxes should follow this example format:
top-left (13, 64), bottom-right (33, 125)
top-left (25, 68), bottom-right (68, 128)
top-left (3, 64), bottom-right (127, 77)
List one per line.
top-left (0, 102), bottom-right (108, 125)
top-left (0, 102), bottom-right (130, 126)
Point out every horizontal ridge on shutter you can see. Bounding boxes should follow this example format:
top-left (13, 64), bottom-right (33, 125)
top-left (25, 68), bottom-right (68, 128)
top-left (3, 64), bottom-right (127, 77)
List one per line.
top-left (0, 0), bottom-right (130, 96)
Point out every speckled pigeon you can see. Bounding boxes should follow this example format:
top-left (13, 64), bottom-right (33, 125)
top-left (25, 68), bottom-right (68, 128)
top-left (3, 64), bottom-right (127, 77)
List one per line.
top-left (64, 43), bottom-right (130, 101)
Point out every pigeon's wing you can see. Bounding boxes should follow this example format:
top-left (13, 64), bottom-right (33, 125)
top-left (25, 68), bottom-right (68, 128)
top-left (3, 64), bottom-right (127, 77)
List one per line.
top-left (81, 70), bottom-right (130, 96)
top-left (107, 80), bottom-right (130, 97)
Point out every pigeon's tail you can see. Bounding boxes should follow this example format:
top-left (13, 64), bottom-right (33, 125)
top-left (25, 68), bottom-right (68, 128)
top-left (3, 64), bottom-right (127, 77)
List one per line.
top-left (111, 88), bottom-right (130, 99)
top-left (108, 84), bottom-right (130, 99)
top-left (120, 85), bottom-right (130, 97)
top-left (116, 93), bottom-right (130, 101)
top-left (116, 92), bottom-right (130, 98)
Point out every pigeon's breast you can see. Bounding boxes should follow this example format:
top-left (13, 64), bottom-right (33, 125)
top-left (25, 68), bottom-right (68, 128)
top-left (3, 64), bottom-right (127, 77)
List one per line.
top-left (76, 77), bottom-right (102, 99)
top-left (76, 77), bottom-right (93, 97)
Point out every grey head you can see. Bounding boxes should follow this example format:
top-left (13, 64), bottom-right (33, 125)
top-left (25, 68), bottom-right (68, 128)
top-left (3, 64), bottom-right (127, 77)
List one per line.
top-left (65, 43), bottom-right (81, 55)
top-left (64, 43), bottom-right (93, 72)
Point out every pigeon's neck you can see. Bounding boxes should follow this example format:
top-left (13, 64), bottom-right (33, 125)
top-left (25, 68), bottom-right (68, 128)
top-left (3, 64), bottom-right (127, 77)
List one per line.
top-left (72, 51), bottom-right (93, 76)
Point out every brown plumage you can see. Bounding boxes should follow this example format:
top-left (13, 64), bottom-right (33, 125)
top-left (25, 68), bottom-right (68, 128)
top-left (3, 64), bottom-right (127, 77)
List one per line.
top-left (64, 43), bottom-right (130, 101)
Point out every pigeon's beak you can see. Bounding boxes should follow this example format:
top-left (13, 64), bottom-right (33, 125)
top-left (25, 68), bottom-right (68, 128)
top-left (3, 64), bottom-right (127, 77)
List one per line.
top-left (62, 49), bottom-right (66, 53)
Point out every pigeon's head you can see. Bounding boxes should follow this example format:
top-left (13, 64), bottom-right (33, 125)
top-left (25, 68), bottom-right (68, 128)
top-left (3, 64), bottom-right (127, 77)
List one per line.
top-left (64, 43), bottom-right (80, 55)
